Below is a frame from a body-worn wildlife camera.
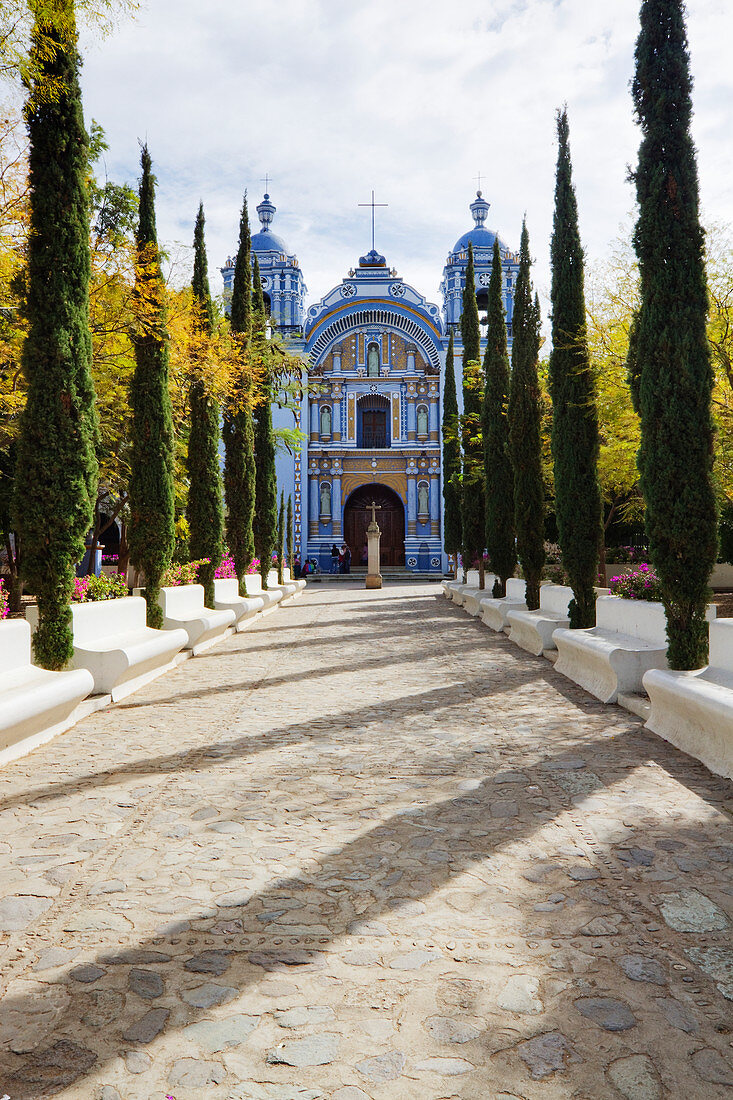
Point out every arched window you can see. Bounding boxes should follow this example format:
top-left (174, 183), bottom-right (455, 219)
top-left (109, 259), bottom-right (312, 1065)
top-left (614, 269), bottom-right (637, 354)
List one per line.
top-left (320, 405), bottom-right (332, 437)
top-left (416, 405), bottom-right (429, 437)
top-left (320, 482), bottom-right (332, 518)
top-left (417, 481), bottom-right (430, 516)
top-left (367, 342), bottom-right (380, 377)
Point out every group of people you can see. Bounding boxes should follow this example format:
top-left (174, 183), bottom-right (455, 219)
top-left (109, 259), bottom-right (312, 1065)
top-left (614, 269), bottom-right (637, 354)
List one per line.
top-left (331, 543), bottom-right (352, 574)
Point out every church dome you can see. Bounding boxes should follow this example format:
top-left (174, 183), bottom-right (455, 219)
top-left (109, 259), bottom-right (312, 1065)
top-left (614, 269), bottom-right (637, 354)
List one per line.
top-left (251, 192), bottom-right (289, 256)
top-left (450, 191), bottom-right (507, 255)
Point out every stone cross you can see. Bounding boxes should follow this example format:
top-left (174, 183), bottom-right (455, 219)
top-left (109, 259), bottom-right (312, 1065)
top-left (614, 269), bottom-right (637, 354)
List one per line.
top-left (368, 500), bottom-right (382, 527)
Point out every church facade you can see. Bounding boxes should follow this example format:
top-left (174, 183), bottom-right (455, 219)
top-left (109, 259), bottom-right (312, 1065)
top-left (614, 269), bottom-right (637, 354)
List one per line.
top-left (221, 190), bottom-right (519, 574)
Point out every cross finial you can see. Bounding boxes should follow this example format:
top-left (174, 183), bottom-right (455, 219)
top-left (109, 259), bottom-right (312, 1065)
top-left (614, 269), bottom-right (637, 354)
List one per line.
top-left (368, 500), bottom-right (382, 525)
top-left (358, 190), bottom-right (388, 252)
top-left (474, 171), bottom-right (483, 194)
top-left (261, 172), bottom-right (271, 194)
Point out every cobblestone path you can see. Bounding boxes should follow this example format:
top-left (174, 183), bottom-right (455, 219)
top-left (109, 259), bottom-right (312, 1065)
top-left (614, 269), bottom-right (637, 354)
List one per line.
top-left (1, 584), bottom-right (732, 1100)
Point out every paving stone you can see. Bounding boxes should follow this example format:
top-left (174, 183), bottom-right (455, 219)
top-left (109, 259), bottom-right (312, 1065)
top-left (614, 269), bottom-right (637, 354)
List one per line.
top-left (567, 864), bottom-right (600, 881)
top-left (183, 1013), bottom-right (260, 1051)
top-left (607, 1054), bottom-right (661, 1099)
top-left (516, 1031), bottom-right (582, 1079)
top-left (574, 997), bottom-right (636, 1031)
top-left (655, 997), bottom-right (699, 1034)
top-left (332, 1089), bottom-right (371, 1100)
top-left (98, 1087), bottom-right (122, 1100)
top-left (690, 1048), bottom-right (733, 1086)
top-left (618, 954), bottom-right (667, 985)
top-left (9, 1039), bottom-right (96, 1090)
top-left (128, 967), bottom-right (164, 998)
top-left (266, 1034), bottom-right (340, 1067)
top-left (0, 894), bottom-right (53, 930)
top-left (685, 946), bottom-right (733, 1000)
top-left (181, 982), bottom-right (238, 1008)
top-left (168, 1057), bottom-right (227, 1087)
top-left (342, 949), bottom-right (380, 966)
top-left (389, 948), bottom-right (442, 969)
top-left (273, 1006), bottom-right (335, 1027)
top-left (423, 1015), bottom-right (481, 1043)
top-left (121, 1008), bottom-right (170, 1044)
top-left (658, 889), bottom-right (730, 932)
top-left (184, 948), bottom-right (232, 974)
top-left (69, 963), bottom-right (107, 984)
top-left (122, 1050), bottom-right (151, 1074)
top-left (497, 974), bottom-right (543, 1014)
top-left (356, 1050), bottom-right (406, 1082)
top-left (248, 948), bottom-right (323, 969)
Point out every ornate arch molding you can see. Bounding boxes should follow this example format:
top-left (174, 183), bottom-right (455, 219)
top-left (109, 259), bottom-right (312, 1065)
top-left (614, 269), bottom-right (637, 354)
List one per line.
top-left (307, 306), bottom-right (441, 371)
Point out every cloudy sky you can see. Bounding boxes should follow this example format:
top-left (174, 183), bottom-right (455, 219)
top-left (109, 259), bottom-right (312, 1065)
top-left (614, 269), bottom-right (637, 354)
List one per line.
top-left (79, 0), bottom-right (733, 316)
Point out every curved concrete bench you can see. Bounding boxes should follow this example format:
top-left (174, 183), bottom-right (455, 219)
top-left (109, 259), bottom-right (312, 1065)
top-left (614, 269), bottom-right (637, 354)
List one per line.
top-left (159, 585), bottom-right (235, 656)
top-left (213, 578), bottom-right (265, 632)
top-left (507, 584), bottom-right (573, 656)
top-left (1, 620), bottom-right (94, 763)
top-left (643, 618), bottom-right (733, 779)
top-left (283, 567), bottom-right (306, 594)
top-left (552, 597), bottom-right (673, 704)
top-left (267, 569), bottom-right (299, 601)
top-left (479, 578), bottom-right (527, 631)
top-left (244, 573), bottom-right (283, 613)
top-left (462, 577), bottom-right (498, 616)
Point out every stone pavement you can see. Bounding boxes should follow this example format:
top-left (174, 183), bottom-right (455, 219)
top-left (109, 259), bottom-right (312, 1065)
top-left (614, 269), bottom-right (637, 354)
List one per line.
top-left (0, 583), bottom-right (732, 1100)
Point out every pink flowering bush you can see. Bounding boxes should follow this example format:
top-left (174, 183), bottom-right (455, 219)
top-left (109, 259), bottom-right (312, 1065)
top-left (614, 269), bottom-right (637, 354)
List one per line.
top-left (0, 578), bottom-right (8, 620)
top-left (609, 563), bottom-right (663, 602)
top-left (72, 573), bottom-right (128, 603)
top-left (161, 559), bottom-right (210, 587)
top-left (247, 557), bottom-right (260, 575)
top-left (214, 551), bottom-right (236, 579)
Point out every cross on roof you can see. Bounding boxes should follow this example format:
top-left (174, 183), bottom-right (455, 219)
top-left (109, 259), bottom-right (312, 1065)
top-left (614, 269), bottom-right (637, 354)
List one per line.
top-left (358, 190), bottom-right (388, 252)
top-left (474, 171), bottom-right (484, 193)
top-left (261, 172), bottom-right (272, 193)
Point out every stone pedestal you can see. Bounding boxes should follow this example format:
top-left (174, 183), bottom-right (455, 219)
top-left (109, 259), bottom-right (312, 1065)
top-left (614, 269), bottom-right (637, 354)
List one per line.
top-left (365, 520), bottom-right (382, 589)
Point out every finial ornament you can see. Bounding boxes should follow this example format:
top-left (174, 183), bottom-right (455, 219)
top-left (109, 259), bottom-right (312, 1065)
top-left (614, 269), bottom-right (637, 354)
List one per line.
top-left (470, 189), bottom-right (490, 229)
top-left (256, 191), bottom-right (276, 232)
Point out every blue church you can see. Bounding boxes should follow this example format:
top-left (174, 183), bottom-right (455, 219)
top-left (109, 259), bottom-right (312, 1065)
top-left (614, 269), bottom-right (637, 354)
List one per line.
top-left (221, 189), bottom-right (519, 574)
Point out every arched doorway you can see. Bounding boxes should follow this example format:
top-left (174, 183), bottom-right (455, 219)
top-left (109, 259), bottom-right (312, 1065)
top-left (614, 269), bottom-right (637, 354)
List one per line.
top-left (344, 484), bottom-right (405, 568)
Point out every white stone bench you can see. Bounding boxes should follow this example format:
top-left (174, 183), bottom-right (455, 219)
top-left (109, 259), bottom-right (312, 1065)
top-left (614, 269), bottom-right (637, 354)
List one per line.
top-left (553, 596), bottom-right (671, 705)
top-left (0, 620), bottom-right (94, 763)
top-left (267, 569), bottom-right (299, 601)
top-left (284, 567), bottom-right (306, 594)
top-left (462, 576), bottom-right (498, 616)
top-left (507, 584), bottom-right (574, 656)
top-left (244, 572), bottom-right (283, 612)
top-left (480, 578), bottom-right (527, 632)
top-left (643, 618), bottom-right (733, 779)
top-left (213, 578), bottom-right (265, 632)
top-left (159, 584), bottom-right (235, 656)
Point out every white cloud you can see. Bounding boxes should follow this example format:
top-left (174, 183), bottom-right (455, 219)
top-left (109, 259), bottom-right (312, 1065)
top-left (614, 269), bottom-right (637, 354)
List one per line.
top-left (79, 0), bottom-right (733, 317)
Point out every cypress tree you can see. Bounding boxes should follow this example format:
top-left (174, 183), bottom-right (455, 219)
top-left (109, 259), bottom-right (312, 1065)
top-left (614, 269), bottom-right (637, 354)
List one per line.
top-left (441, 332), bottom-right (462, 575)
top-left (223, 192), bottom-right (256, 597)
top-left (13, 0), bottom-right (99, 669)
top-left (287, 493), bottom-right (294, 578)
top-left (482, 239), bottom-right (516, 597)
top-left (508, 221), bottom-right (545, 610)
top-left (186, 202), bottom-right (224, 608)
top-left (127, 145), bottom-right (175, 629)
top-left (277, 490), bottom-right (285, 584)
top-left (628, 0), bottom-right (717, 668)
top-left (460, 242), bottom-right (485, 586)
top-left (549, 109), bottom-right (602, 628)
top-left (251, 254), bottom-right (278, 589)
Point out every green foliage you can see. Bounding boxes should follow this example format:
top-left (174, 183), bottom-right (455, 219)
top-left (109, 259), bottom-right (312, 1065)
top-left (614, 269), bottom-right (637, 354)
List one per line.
top-left (13, 1), bottom-right (99, 669)
top-left (441, 332), bottom-right (462, 560)
top-left (251, 255), bottom-right (278, 589)
top-left (629, 0), bottom-right (718, 668)
top-left (509, 223), bottom-right (545, 610)
top-left (549, 109), bottom-right (602, 628)
top-left (277, 490), bottom-right (285, 585)
top-left (460, 242), bottom-right (485, 578)
top-left (483, 239), bottom-right (516, 596)
top-left (224, 192), bottom-right (256, 597)
top-left (127, 145), bottom-right (175, 629)
top-left (186, 202), bottom-right (223, 608)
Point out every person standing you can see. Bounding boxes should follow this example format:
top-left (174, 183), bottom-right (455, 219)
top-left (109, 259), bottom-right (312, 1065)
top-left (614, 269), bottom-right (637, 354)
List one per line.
top-left (330, 543), bottom-right (339, 574)
top-left (344, 544), bottom-right (352, 575)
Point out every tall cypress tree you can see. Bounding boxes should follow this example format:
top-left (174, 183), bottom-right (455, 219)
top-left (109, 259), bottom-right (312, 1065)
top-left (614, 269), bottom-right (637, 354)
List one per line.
top-left (629, 0), bottom-right (717, 668)
top-left (482, 239), bottom-right (516, 597)
top-left (251, 254), bottom-right (278, 588)
top-left (441, 332), bottom-right (462, 575)
top-left (508, 221), bottom-right (545, 611)
top-left (549, 109), bottom-right (602, 628)
top-left (223, 192), bottom-right (257, 597)
top-left (277, 490), bottom-right (285, 584)
top-left (128, 145), bottom-right (175, 629)
top-left (187, 202), bottom-right (224, 608)
top-left (14, 0), bottom-right (99, 669)
top-left (287, 493), bottom-right (294, 578)
top-left (460, 242), bottom-right (485, 586)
